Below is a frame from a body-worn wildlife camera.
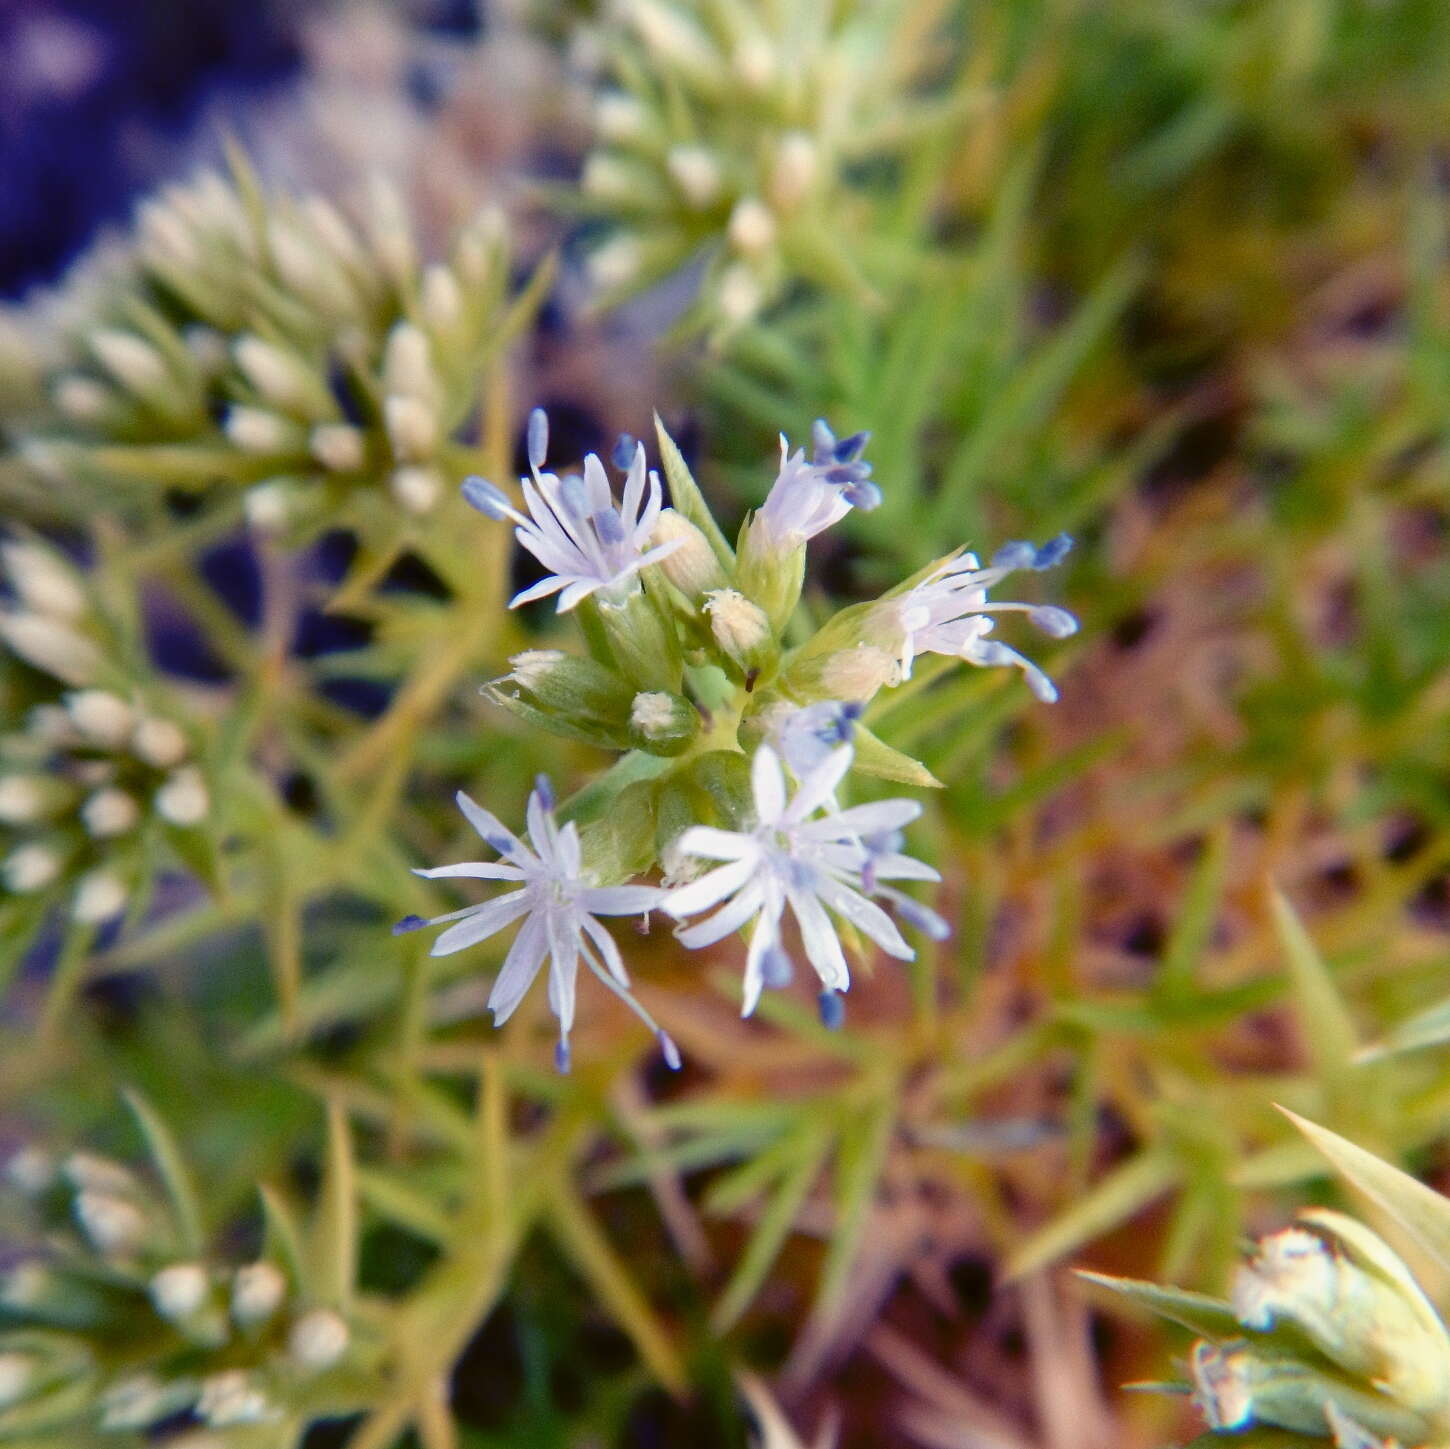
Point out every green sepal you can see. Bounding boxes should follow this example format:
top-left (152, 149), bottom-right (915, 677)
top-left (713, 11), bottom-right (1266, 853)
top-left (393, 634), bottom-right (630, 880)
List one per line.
top-left (653, 413), bottom-right (734, 569)
top-left (849, 722), bottom-right (941, 789)
top-left (578, 779), bottom-right (659, 881)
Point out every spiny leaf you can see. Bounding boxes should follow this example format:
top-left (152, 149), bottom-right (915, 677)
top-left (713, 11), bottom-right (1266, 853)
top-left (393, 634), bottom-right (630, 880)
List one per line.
top-left (258, 1183), bottom-right (307, 1289)
top-left (122, 1088), bottom-right (204, 1257)
top-left (654, 413), bottom-right (735, 567)
top-left (1075, 1270), bottom-right (1243, 1340)
top-left (1270, 885), bottom-right (1359, 1082)
top-left (1358, 989), bottom-right (1450, 1063)
top-left (848, 722), bottom-right (941, 789)
top-left (311, 1099), bottom-right (358, 1311)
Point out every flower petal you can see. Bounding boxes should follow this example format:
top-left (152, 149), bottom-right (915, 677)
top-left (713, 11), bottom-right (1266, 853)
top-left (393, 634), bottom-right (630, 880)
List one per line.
top-left (430, 889), bottom-right (532, 956)
top-left (662, 855), bottom-right (758, 918)
top-left (487, 911), bottom-right (549, 1022)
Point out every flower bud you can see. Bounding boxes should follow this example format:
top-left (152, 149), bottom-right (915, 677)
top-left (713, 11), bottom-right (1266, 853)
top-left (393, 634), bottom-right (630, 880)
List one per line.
top-left (289, 1307), bottom-right (350, 1371)
top-left (3, 844), bottom-right (60, 893)
top-left (0, 612), bottom-right (101, 685)
top-left (704, 589), bottom-right (773, 677)
top-left (588, 235), bottom-right (644, 292)
top-left (732, 34), bottom-right (775, 89)
top-left (728, 198), bottom-right (776, 257)
top-left (82, 787), bottom-right (140, 838)
top-left (629, 691), bottom-right (700, 755)
top-left (155, 767), bottom-right (209, 827)
top-left (780, 643), bottom-right (899, 705)
top-left (365, 175), bottom-right (417, 286)
top-left (627, 0), bottom-right (720, 82)
top-left (384, 394), bottom-right (438, 461)
top-left (74, 1188), bottom-right (146, 1254)
top-left (232, 1262), bottom-right (287, 1325)
top-left (490, 650), bottom-right (637, 748)
top-left (243, 481), bottom-right (294, 533)
top-left (1, 541), bottom-right (87, 619)
top-left (90, 329), bottom-right (169, 396)
top-left (651, 509), bottom-right (726, 599)
top-left (597, 588), bottom-right (685, 693)
top-left (150, 1263), bottom-right (209, 1321)
top-left (52, 374), bottom-right (113, 424)
top-left (233, 336), bottom-right (330, 417)
top-left (72, 870), bottom-right (127, 924)
top-left (100, 1373), bottom-right (175, 1431)
top-left (666, 145), bottom-right (722, 208)
top-left (595, 92), bottom-right (649, 143)
top-left (268, 218), bottom-right (362, 318)
top-left (225, 406), bottom-right (301, 456)
top-left (5, 1146), bottom-right (55, 1194)
top-left (390, 465), bottom-right (442, 515)
top-left (382, 321), bottom-right (438, 404)
top-left (198, 1370), bottom-right (272, 1427)
top-left (717, 263), bottom-right (765, 324)
top-left (66, 690), bottom-right (134, 746)
top-left (311, 422), bottom-right (366, 472)
top-left (132, 716), bottom-right (189, 769)
top-left (0, 1353), bottom-right (32, 1407)
top-left (769, 132), bottom-right (819, 211)
top-left (63, 1151), bottom-right (137, 1194)
top-left (0, 775), bottom-right (48, 823)
top-left (421, 263), bottom-right (464, 331)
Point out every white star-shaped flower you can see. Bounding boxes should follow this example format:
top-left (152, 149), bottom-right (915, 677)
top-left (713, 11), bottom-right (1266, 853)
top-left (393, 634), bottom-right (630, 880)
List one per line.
top-left (661, 744), bottom-right (939, 1017)
top-left (405, 776), bottom-right (664, 1069)
top-left (749, 421), bottom-right (879, 554)
top-left (461, 409), bottom-right (682, 612)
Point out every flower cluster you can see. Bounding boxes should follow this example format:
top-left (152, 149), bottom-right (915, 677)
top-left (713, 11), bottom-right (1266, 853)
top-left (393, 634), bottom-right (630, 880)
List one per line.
top-left (0, 539), bottom-right (214, 934)
top-left (576, 0), bottom-right (958, 333)
top-left (8, 162), bottom-right (526, 536)
top-left (405, 409), bottom-right (1076, 1065)
top-left (0, 1127), bottom-right (371, 1443)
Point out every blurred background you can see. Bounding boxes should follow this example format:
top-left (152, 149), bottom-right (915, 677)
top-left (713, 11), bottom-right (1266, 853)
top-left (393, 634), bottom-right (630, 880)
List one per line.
top-left (3, 1), bottom-right (1450, 1447)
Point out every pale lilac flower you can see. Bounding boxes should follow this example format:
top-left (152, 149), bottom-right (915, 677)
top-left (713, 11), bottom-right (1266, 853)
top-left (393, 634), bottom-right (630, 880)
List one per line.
top-left (887, 537), bottom-right (1078, 701)
top-left (461, 408), bottom-right (682, 612)
top-left (771, 700), bottom-right (862, 778)
top-left (403, 777), bottom-right (667, 1069)
top-left (661, 744), bottom-right (938, 1017)
top-left (750, 421), bottom-right (878, 553)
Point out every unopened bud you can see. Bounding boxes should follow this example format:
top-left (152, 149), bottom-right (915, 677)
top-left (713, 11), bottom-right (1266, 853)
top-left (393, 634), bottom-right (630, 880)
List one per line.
top-left (582, 153), bottom-right (645, 206)
top-left (52, 374), bottom-right (112, 423)
top-left (100, 1373), bottom-right (173, 1431)
top-left (155, 767), bottom-right (209, 827)
top-left (63, 1152), bottom-right (136, 1194)
top-left (629, 691), bottom-right (700, 755)
top-left (652, 509), bottom-right (726, 598)
top-left (198, 1370), bottom-right (272, 1427)
top-left (666, 146), bottom-right (722, 208)
top-left (311, 422), bottom-right (366, 472)
top-left (132, 716), bottom-right (189, 768)
top-left (587, 234), bottom-right (644, 292)
top-left (769, 132), bottom-right (818, 211)
top-left (421, 264), bottom-right (463, 331)
top-left (0, 612), bottom-right (101, 685)
top-left (5, 1146), bottom-right (55, 1194)
top-left (2, 541), bottom-right (87, 620)
top-left (243, 481), bottom-right (293, 533)
top-left (728, 198), bottom-right (776, 257)
top-left (234, 336), bottom-right (329, 417)
top-left (289, 1307), bottom-right (350, 1371)
top-left (225, 406), bottom-right (300, 456)
top-left (704, 589), bottom-right (772, 676)
top-left (0, 1263), bottom-right (48, 1309)
top-left (72, 870), bottom-right (127, 924)
top-left (66, 689), bottom-right (134, 745)
top-left (268, 218), bottom-right (360, 318)
top-left (150, 1263), bottom-right (209, 1321)
top-left (0, 775), bottom-right (48, 823)
top-left (732, 35), bottom-right (775, 89)
top-left (0, 1352), bottom-right (32, 1407)
top-left (594, 92), bottom-right (648, 143)
top-left (90, 329), bottom-right (169, 395)
top-left (717, 263), bottom-right (764, 324)
top-left (382, 322), bottom-right (439, 404)
top-left (384, 394), bottom-right (438, 461)
top-left (232, 1262), bottom-right (287, 1325)
top-left (4, 845), bottom-right (61, 893)
top-left (75, 1188), bottom-right (146, 1254)
top-left (364, 175), bottom-right (416, 285)
top-left (82, 787), bottom-right (140, 838)
top-left (390, 466), bottom-right (442, 515)
top-left (628, 0), bottom-right (719, 79)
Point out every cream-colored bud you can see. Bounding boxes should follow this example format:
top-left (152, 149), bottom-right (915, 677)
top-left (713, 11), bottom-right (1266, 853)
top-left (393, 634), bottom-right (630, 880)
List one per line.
top-left (819, 645), bottom-right (900, 702)
top-left (628, 0), bottom-right (719, 77)
top-left (75, 1188), bottom-right (145, 1253)
top-left (2, 541), bottom-right (87, 619)
top-left (5, 1146), bottom-right (55, 1194)
top-left (0, 1353), bottom-right (32, 1407)
top-left (231, 1262), bottom-right (287, 1325)
top-left (390, 466), bottom-right (442, 515)
top-left (288, 1308), bottom-right (350, 1371)
top-left (198, 1370), bottom-right (272, 1427)
top-left (243, 482), bottom-right (293, 533)
top-left (225, 406), bottom-right (298, 455)
top-left (268, 219), bottom-right (359, 318)
top-left (629, 691), bottom-right (698, 753)
top-left (132, 716), bottom-right (188, 768)
top-left (594, 92), bottom-right (648, 143)
top-left (138, 198), bottom-right (200, 267)
top-left (382, 322), bottom-right (438, 403)
top-left (82, 787), bottom-right (140, 839)
top-left (90, 329), bottom-right (169, 395)
top-left (65, 689), bottom-right (134, 746)
top-left (652, 510), bottom-right (726, 597)
top-left (0, 775), bottom-right (47, 823)
top-left (0, 1263), bottom-right (47, 1309)
top-left (302, 197), bottom-right (369, 273)
top-left (717, 263), bottom-right (765, 324)
top-left (631, 692), bottom-right (676, 735)
top-left (666, 146), bottom-right (722, 208)
top-left (769, 132), bottom-right (819, 211)
top-left (99, 1373), bottom-right (171, 1431)
top-left (732, 35), bottom-right (775, 89)
top-left (704, 589), bottom-right (772, 673)
top-left (150, 1263), bottom-right (209, 1321)
top-left (454, 205), bottom-right (506, 286)
top-left (155, 767), bottom-right (209, 827)
top-left (183, 325), bottom-right (229, 375)
top-left (384, 394), bottom-right (438, 461)
top-left (421, 264), bottom-right (463, 331)
top-left (52, 374), bottom-right (111, 423)
top-left (0, 612), bottom-right (100, 686)
top-left (66, 689), bottom-right (134, 745)
top-left (588, 235), bottom-right (644, 292)
top-left (728, 198), bottom-right (776, 257)
top-left (3, 845), bottom-right (60, 894)
top-left (233, 336), bottom-right (326, 417)
top-left (73, 870), bottom-right (127, 924)
top-left (508, 649), bottom-right (568, 691)
top-left (62, 1152), bottom-right (136, 1194)
top-left (311, 422), bottom-right (365, 472)
top-left (28, 704), bottom-right (78, 745)
top-left (582, 153), bottom-right (641, 205)
top-left (365, 175), bottom-right (416, 284)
